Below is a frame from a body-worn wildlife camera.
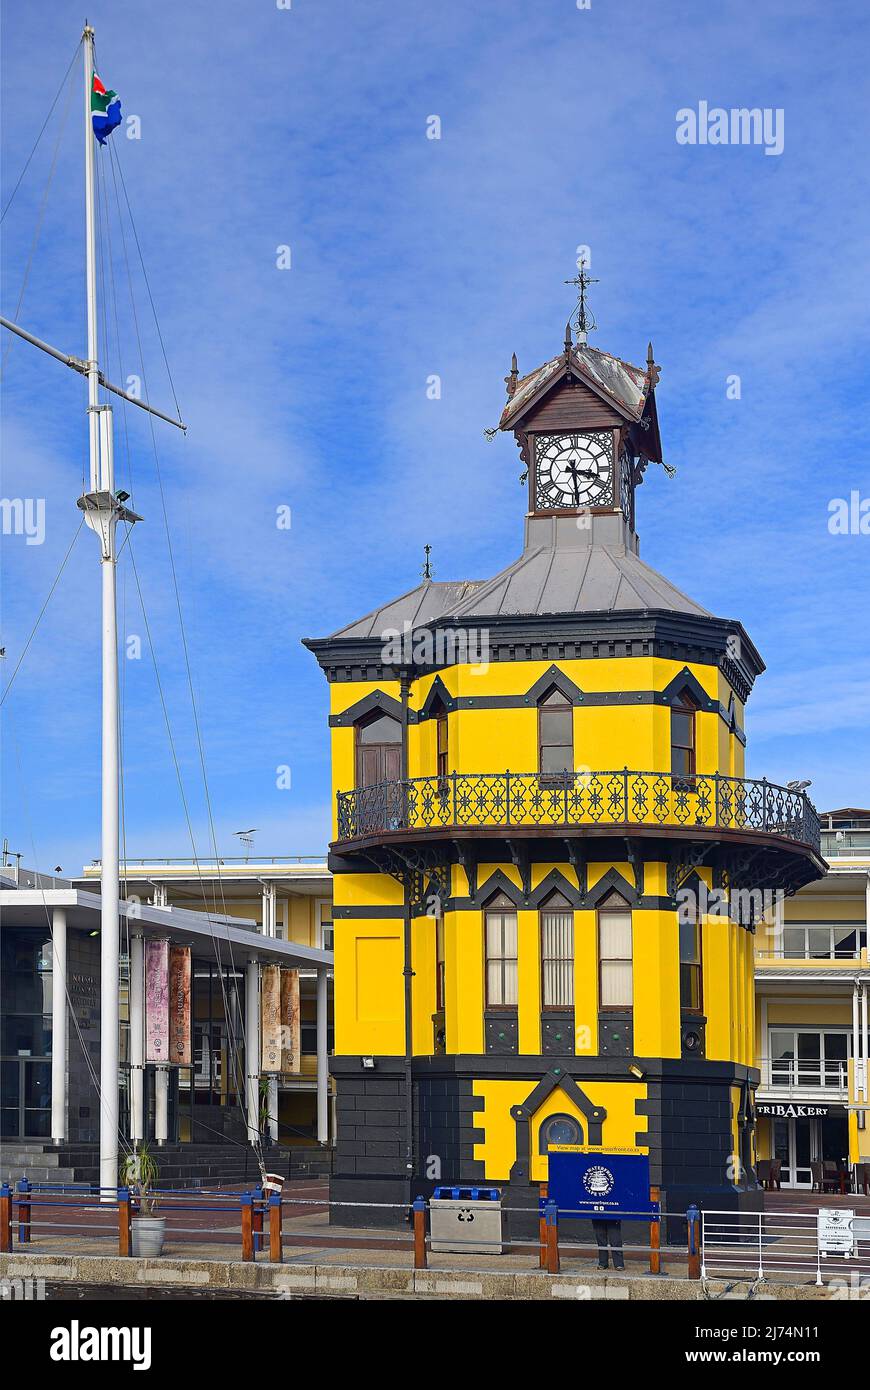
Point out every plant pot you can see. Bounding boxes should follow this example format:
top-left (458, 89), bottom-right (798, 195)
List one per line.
top-left (131, 1216), bottom-right (166, 1258)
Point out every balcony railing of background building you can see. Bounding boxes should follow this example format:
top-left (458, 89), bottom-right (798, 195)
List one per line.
top-left (821, 828), bottom-right (870, 859)
top-left (336, 770), bottom-right (820, 852)
top-left (767, 1059), bottom-right (849, 1092)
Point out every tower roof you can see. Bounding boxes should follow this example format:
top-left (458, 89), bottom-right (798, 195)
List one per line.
top-left (501, 344), bottom-right (652, 431)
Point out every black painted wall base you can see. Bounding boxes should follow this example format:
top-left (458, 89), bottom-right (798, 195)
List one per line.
top-left (329, 1054), bottom-right (762, 1232)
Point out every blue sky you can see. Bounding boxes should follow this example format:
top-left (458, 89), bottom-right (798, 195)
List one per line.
top-left (2, 0), bottom-right (868, 874)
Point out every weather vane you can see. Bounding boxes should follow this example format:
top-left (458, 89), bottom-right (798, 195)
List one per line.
top-left (421, 544), bottom-right (433, 580)
top-left (564, 260), bottom-right (600, 344)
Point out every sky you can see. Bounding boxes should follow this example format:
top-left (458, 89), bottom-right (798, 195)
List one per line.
top-left (1, 0), bottom-right (868, 875)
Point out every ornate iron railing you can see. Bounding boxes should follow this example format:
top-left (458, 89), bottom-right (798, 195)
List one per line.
top-left (336, 771), bottom-right (820, 852)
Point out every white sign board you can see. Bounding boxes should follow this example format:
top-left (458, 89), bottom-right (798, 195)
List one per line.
top-left (818, 1208), bottom-right (854, 1256)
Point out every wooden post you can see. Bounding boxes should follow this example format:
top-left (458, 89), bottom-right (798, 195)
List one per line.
top-left (253, 1185), bottom-right (264, 1254)
top-left (118, 1186), bottom-right (132, 1257)
top-left (687, 1204), bottom-right (701, 1280)
top-left (649, 1185), bottom-right (661, 1274)
top-left (17, 1179), bottom-right (31, 1246)
top-left (269, 1193), bottom-right (282, 1264)
top-left (0, 1184), bottom-right (11, 1253)
top-left (412, 1196), bottom-right (427, 1270)
top-left (538, 1182), bottom-right (548, 1268)
top-left (544, 1200), bottom-right (560, 1275)
top-left (241, 1192), bottom-right (254, 1262)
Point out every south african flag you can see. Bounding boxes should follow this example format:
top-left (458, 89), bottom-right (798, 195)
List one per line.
top-left (91, 74), bottom-right (122, 145)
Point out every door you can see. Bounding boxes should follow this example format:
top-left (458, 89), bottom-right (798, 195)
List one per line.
top-left (0, 1058), bottom-right (51, 1138)
top-left (773, 1116), bottom-right (814, 1188)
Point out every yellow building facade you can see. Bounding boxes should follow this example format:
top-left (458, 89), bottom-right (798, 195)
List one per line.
top-left (753, 810), bottom-right (869, 1188)
top-left (305, 320), bottom-right (825, 1223)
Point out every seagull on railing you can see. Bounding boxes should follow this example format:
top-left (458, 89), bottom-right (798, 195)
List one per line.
top-left (786, 779), bottom-right (812, 793)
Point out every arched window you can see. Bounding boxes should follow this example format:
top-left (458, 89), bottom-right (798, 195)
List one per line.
top-left (538, 686), bottom-right (573, 776)
top-left (670, 690), bottom-right (697, 784)
top-left (429, 696), bottom-right (449, 795)
top-left (598, 889), bottom-right (633, 1011)
top-left (540, 890), bottom-right (574, 1009)
top-left (539, 1112), bottom-right (583, 1153)
top-left (484, 891), bottom-right (518, 1009)
top-left (355, 711), bottom-right (401, 789)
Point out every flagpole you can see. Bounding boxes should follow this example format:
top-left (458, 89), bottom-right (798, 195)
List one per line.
top-left (82, 21), bottom-right (122, 1198)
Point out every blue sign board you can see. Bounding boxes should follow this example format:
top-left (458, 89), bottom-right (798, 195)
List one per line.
top-left (546, 1150), bottom-right (656, 1217)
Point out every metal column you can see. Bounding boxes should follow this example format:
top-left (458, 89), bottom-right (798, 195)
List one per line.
top-left (316, 969), bottom-right (329, 1145)
top-left (246, 959), bottom-right (260, 1144)
top-left (50, 908), bottom-right (67, 1144)
top-left (129, 932), bottom-right (145, 1143)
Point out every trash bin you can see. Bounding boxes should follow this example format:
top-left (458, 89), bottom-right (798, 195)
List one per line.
top-left (429, 1186), bottom-right (503, 1254)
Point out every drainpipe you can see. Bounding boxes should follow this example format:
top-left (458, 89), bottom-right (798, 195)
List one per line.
top-left (400, 670), bottom-right (414, 1200)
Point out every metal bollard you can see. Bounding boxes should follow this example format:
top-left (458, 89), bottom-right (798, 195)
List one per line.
top-left (687, 1204), bottom-right (701, 1280)
top-left (649, 1185), bottom-right (661, 1274)
top-left (0, 1184), bottom-right (11, 1253)
top-left (544, 1200), bottom-right (560, 1275)
top-left (241, 1191), bottom-right (254, 1262)
top-left (269, 1192), bottom-right (283, 1264)
top-left (412, 1196), bottom-right (427, 1270)
top-left (538, 1182), bottom-right (548, 1268)
top-left (118, 1186), bottom-right (132, 1257)
top-left (17, 1178), bottom-right (31, 1246)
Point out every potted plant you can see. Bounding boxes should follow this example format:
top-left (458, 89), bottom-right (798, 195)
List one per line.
top-left (120, 1143), bottom-right (165, 1257)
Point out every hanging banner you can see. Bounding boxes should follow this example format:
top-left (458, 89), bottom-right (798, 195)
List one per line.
top-left (168, 946), bottom-right (192, 1066)
top-left (280, 968), bottom-right (301, 1075)
top-left (145, 937), bottom-right (170, 1064)
top-left (261, 964), bottom-right (282, 1073)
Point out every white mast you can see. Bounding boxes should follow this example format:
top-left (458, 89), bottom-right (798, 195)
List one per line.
top-left (81, 23), bottom-right (122, 1196)
top-left (1, 26), bottom-right (184, 1192)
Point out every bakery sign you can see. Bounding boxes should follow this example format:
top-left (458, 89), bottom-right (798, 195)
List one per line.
top-left (756, 1102), bottom-right (841, 1118)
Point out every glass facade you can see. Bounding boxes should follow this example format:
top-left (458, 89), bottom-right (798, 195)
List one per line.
top-left (0, 929), bottom-right (53, 1138)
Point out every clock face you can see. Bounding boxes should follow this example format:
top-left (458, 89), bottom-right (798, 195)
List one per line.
top-left (535, 432), bottom-right (614, 510)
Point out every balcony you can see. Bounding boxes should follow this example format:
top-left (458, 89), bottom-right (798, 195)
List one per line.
top-left (335, 769), bottom-right (821, 859)
top-left (758, 1059), bottom-right (850, 1103)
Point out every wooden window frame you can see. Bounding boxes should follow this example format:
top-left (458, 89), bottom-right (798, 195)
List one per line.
top-left (540, 897), bottom-right (574, 1010)
top-left (537, 687), bottom-right (574, 781)
top-left (597, 900), bottom-right (633, 1013)
top-left (484, 900), bottom-right (518, 1010)
top-left (679, 913), bottom-right (703, 1015)
top-left (670, 692), bottom-right (697, 787)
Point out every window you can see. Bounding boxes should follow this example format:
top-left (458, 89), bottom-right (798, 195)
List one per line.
top-left (769, 1029), bottom-right (850, 1088)
top-left (435, 917), bottom-right (445, 1012)
top-left (539, 1112), bottom-right (582, 1152)
top-left (435, 706), bottom-right (449, 796)
top-left (670, 692), bottom-right (697, 782)
top-left (355, 711), bottom-right (402, 788)
top-left (485, 893), bottom-right (518, 1008)
top-left (541, 892), bottom-right (574, 1008)
top-left (679, 909), bottom-right (703, 1013)
top-left (315, 899), bottom-right (334, 952)
top-left (538, 687), bottom-right (573, 776)
top-left (598, 893), bottom-right (632, 1009)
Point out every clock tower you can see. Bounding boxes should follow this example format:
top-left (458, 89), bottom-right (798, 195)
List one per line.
top-left (502, 283), bottom-right (662, 540)
top-left (305, 281), bottom-right (824, 1234)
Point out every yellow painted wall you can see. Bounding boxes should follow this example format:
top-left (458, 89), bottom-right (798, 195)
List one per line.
top-left (633, 909), bottom-right (681, 1059)
top-left (472, 1078), bottom-right (648, 1182)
